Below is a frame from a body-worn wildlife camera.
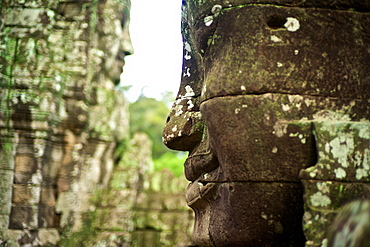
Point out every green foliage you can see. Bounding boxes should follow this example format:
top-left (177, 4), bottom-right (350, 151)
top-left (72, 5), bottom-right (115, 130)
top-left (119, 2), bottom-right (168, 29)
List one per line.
top-left (129, 94), bottom-right (171, 159)
top-left (58, 211), bottom-right (98, 247)
top-left (153, 151), bottom-right (187, 177)
top-left (129, 92), bottom-right (187, 176)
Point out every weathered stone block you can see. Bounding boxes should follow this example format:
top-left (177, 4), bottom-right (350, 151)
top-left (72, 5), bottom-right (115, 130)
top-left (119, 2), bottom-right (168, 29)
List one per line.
top-left (185, 0), bottom-right (370, 20)
top-left (0, 144), bottom-right (15, 170)
top-left (302, 180), bottom-right (370, 211)
top-left (300, 121), bottom-right (370, 182)
top-left (96, 231), bottom-right (131, 247)
top-left (38, 228), bottom-right (60, 246)
top-left (301, 180), bottom-right (370, 246)
top-left (39, 186), bottom-right (56, 207)
top-left (0, 170), bottom-right (14, 215)
top-left (95, 208), bottom-right (134, 231)
top-left (38, 206), bottom-right (57, 228)
top-left (200, 94), bottom-right (370, 182)
top-left (0, 215), bottom-right (9, 228)
top-left (302, 209), bottom-right (336, 247)
top-left (99, 189), bottom-right (136, 209)
top-left (8, 0), bottom-right (59, 8)
top-left (9, 205), bottom-right (38, 229)
top-left (200, 6), bottom-right (370, 101)
top-left (134, 210), bottom-right (164, 231)
top-left (5, 8), bottom-right (53, 27)
top-left (131, 230), bottom-right (161, 247)
top-left (135, 192), bottom-right (162, 211)
top-left (12, 184), bottom-right (40, 205)
top-left (14, 154), bottom-right (38, 184)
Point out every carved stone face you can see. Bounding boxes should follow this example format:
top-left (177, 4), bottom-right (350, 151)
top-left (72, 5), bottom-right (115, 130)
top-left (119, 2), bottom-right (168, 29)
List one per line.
top-left (163, 1), bottom-right (370, 246)
top-left (98, 0), bottom-right (134, 84)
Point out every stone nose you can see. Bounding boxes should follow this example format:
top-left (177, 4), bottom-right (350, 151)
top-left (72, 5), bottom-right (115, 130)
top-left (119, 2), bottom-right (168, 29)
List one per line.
top-left (162, 98), bottom-right (204, 152)
top-left (120, 25), bottom-right (134, 56)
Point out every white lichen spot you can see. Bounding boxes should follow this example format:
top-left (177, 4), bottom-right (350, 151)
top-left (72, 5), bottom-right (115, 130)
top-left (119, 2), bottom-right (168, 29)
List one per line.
top-left (317, 182), bottom-right (330, 193)
top-left (204, 16), bottom-right (214, 26)
top-left (304, 98), bottom-right (314, 107)
top-left (238, 70), bottom-right (242, 74)
top-left (271, 35), bottom-right (282, 42)
top-left (273, 121), bottom-right (288, 137)
top-left (178, 130), bottom-right (182, 137)
top-left (294, 50), bottom-right (299, 55)
top-left (185, 85), bottom-right (195, 97)
top-left (235, 108), bottom-right (240, 114)
top-left (310, 192), bottom-right (331, 207)
top-left (309, 171), bottom-right (317, 178)
top-left (183, 67), bottom-right (191, 77)
top-left (187, 99), bottom-right (194, 110)
top-left (174, 104), bottom-right (184, 117)
top-left (261, 212), bottom-right (268, 220)
top-left (242, 104), bottom-right (248, 108)
top-left (198, 182), bottom-right (204, 188)
top-left (334, 167), bottom-right (347, 179)
top-left (356, 169), bottom-right (368, 180)
top-left (241, 85), bottom-right (246, 91)
top-left (284, 17), bottom-right (300, 32)
top-left (172, 125), bottom-right (178, 132)
top-left (201, 84), bottom-right (207, 96)
top-left (282, 104), bottom-right (290, 111)
top-left (184, 41), bottom-right (192, 60)
top-left (272, 147), bottom-right (278, 153)
top-left (321, 239), bottom-right (328, 247)
top-left (184, 53), bottom-right (191, 60)
top-left (330, 135), bottom-right (354, 168)
top-left (277, 62), bottom-right (283, 67)
top-left (184, 41), bottom-right (191, 52)
top-left (212, 5), bottom-right (222, 16)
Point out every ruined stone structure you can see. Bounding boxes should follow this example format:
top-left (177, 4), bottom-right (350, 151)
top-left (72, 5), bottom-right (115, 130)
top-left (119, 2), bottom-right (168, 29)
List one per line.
top-left (163, 0), bottom-right (370, 246)
top-left (0, 0), bottom-right (193, 246)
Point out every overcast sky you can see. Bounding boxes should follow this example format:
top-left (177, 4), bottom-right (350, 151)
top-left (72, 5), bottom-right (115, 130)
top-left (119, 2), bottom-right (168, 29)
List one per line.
top-left (120, 0), bottom-right (183, 102)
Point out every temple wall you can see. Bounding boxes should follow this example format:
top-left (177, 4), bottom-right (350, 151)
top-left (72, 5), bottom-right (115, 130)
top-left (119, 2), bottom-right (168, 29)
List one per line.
top-left (0, 1), bottom-right (193, 246)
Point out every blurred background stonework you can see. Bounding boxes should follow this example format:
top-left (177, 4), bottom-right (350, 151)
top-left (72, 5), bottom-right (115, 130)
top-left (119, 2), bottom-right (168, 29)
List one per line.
top-left (0, 0), bottom-right (193, 246)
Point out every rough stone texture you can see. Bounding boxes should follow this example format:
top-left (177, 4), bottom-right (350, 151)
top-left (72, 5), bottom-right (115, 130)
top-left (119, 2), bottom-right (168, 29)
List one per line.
top-left (327, 200), bottom-right (370, 247)
top-left (300, 121), bottom-right (370, 247)
top-left (0, 0), bottom-right (132, 244)
top-left (163, 0), bottom-right (370, 246)
top-left (133, 170), bottom-right (194, 247)
top-left (1, 0), bottom-right (194, 246)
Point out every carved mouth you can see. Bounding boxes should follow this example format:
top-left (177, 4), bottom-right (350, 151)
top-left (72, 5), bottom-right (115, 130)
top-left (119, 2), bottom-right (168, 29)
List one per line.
top-left (184, 148), bottom-right (220, 206)
top-left (184, 149), bottom-right (219, 181)
top-left (185, 178), bottom-right (218, 207)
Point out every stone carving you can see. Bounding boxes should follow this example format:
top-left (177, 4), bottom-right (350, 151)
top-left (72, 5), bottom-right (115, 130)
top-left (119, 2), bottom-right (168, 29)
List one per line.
top-left (163, 1), bottom-right (370, 246)
top-left (0, 0), bottom-right (133, 244)
top-left (1, 0), bottom-right (194, 246)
